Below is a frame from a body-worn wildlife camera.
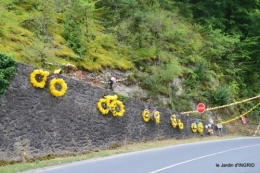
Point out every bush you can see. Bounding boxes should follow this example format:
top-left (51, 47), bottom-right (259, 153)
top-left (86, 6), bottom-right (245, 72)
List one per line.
top-left (208, 86), bottom-right (230, 106)
top-left (117, 94), bottom-right (129, 103)
top-left (0, 52), bottom-right (17, 98)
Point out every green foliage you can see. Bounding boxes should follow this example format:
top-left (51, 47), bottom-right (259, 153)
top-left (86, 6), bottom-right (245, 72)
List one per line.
top-left (117, 94), bottom-right (129, 103)
top-left (184, 59), bottom-right (214, 91)
top-left (0, 52), bottom-right (17, 98)
top-left (1, 0), bottom-right (260, 114)
top-left (193, 59), bottom-right (208, 80)
top-left (250, 108), bottom-right (260, 125)
top-left (140, 59), bottom-right (182, 97)
top-left (127, 73), bottom-right (137, 83)
top-left (172, 0), bottom-right (260, 108)
top-left (249, 9), bottom-right (260, 37)
top-left (168, 85), bottom-right (192, 112)
top-left (96, 0), bottom-right (154, 27)
top-left (173, 0), bottom-right (259, 36)
top-left (206, 86), bottom-right (231, 106)
top-left (62, 0), bottom-right (96, 56)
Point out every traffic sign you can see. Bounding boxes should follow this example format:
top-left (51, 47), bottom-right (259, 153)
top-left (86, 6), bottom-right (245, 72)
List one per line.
top-left (197, 103), bottom-right (205, 113)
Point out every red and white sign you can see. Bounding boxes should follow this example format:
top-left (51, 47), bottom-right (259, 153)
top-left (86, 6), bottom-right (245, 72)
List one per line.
top-left (197, 103), bottom-right (205, 113)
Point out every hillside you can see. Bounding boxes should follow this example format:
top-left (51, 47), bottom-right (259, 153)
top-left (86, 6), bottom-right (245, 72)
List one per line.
top-left (1, 0), bottom-right (260, 132)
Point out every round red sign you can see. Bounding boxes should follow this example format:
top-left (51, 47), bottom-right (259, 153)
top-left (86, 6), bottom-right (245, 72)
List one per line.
top-left (197, 103), bottom-right (205, 113)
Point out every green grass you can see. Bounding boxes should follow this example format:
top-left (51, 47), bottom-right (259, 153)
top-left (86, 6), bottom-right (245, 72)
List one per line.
top-left (0, 135), bottom-right (237, 173)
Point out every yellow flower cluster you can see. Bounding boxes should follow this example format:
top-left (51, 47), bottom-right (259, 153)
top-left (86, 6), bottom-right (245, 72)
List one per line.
top-left (178, 119), bottom-right (184, 130)
top-left (30, 69), bottom-right (49, 88)
top-left (97, 95), bottom-right (125, 116)
top-left (54, 69), bottom-right (62, 74)
top-left (49, 78), bottom-right (68, 97)
top-left (191, 122), bottom-right (204, 133)
top-left (171, 114), bottom-right (184, 130)
top-left (191, 123), bottom-right (197, 133)
top-left (30, 69), bottom-right (68, 97)
top-left (141, 109), bottom-right (160, 124)
top-left (154, 111), bottom-right (160, 124)
top-left (97, 98), bottom-right (109, 115)
top-left (112, 100), bottom-right (125, 116)
top-left (171, 114), bottom-right (177, 128)
top-left (197, 122), bottom-right (204, 133)
top-left (142, 109), bottom-right (150, 122)
top-left (207, 128), bottom-right (214, 135)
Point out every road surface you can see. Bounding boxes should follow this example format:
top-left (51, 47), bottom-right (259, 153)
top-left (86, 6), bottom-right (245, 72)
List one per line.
top-left (21, 137), bottom-right (260, 173)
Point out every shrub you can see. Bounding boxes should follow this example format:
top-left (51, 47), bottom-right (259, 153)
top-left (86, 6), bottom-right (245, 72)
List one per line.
top-left (117, 94), bottom-right (129, 103)
top-left (208, 86), bottom-right (230, 106)
top-left (0, 52), bottom-right (17, 98)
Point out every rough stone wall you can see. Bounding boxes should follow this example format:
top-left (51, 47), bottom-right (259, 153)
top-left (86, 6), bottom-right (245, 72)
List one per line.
top-left (0, 64), bottom-right (226, 161)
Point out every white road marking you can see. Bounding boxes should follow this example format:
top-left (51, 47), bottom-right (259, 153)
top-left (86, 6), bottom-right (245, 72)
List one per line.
top-left (149, 144), bottom-right (260, 173)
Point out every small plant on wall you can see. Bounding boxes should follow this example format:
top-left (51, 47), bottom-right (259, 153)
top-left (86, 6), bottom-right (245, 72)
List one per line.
top-left (0, 52), bottom-right (17, 99)
top-left (97, 95), bottom-right (125, 116)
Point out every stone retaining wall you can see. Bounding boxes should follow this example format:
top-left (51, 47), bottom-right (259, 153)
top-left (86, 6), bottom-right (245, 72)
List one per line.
top-left (0, 64), bottom-right (226, 161)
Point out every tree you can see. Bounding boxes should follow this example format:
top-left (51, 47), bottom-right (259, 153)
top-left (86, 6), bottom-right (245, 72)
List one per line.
top-left (62, 0), bottom-right (97, 56)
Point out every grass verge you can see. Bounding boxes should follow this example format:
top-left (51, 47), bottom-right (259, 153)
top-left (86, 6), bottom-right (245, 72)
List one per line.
top-left (0, 135), bottom-right (237, 173)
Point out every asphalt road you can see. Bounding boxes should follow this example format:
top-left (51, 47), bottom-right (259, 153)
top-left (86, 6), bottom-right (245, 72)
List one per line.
top-left (22, 137), bottom-right (260, 173)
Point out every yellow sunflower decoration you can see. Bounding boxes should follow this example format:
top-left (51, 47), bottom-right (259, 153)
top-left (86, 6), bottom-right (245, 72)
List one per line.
top-left (111, 100), bottom-right (125, 116)
top-left (177, 119), bottom-right (184, 130)
top-left (49, 78), bottom-right (68, 97)
top-left (171, 114), bottom-right (177, 128)
top-left (142, 109), bottom-right (150, 122)
top-left (207, 128), bottom-right (214, 135)
top-left (97, 98), bottom-right (109, 115)
top-left (191, 122), bottom-right (197, 133)
top-left (197, 122), bottom-right (204, 133)
top-left (154, 111), bottom-right (160, 124)
top-left (105, 95), bottom-right (118, 107)
top-left (54, 69), bottom-right (62, 74)
top-left (97, 95), bottom-right (125, 117)
top-left (30, 69), bottom-right (49, 88)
